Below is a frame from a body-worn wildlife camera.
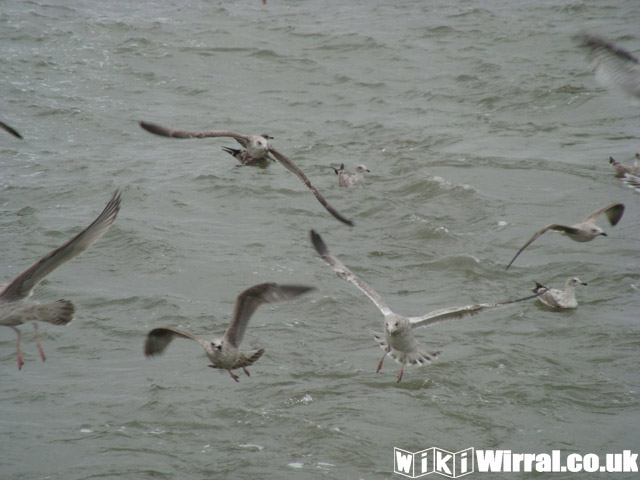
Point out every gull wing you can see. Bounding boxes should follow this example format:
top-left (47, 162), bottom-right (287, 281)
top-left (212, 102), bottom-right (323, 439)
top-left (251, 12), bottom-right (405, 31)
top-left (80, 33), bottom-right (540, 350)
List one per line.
top-left (139, 120), bottom-right (251, 147)
top-left (224, 282), bottom-right (315, 347)
top-left (505, 223), bottom-right (575, 270)
top-left (268, 146), bottom-right (354, 227)
top-left (0, 121), bottom-right (22, 139)
top-left (0, 190), bottom-right (121, 301)
top-left (310, 230), bottom-right (392, 316)
top-left (408, 292), bottom-right (541, 329)
top-left (579, 34), bottom-right (640, 99)
top-left (144, 327), bottom-right (209, 357)
top-left (583, 202), bottom-right (625, 226)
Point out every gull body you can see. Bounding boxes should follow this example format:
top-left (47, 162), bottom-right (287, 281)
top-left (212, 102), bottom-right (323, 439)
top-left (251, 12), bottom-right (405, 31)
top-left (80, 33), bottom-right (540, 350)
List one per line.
top-left (139, 120), bottom-right (353, 226)
top-left (0, 191), bottom-right (121, 369)
top-left (610, 155), bottom-right (640, 178)
top-left (579, 33), bottom-right (640, 99)
top-left (310, 230), bottom-right (540, 382)
top-left (533, 277), bottom-right (587, 309)
top-left (221, 146), bottom-right (271, 167)
top-left (506, 202), bottom-right (625, 270)
top-left (144, 283), bottom-right (314, 382)
top-left (332, 163), bottom-right (370, 187)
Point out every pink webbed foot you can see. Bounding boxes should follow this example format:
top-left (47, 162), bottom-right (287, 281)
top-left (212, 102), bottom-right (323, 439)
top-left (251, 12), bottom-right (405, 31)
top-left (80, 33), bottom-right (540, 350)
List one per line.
top-left (10, 327), bottom-right (24, 370)
top-left (33, 323), bottom-right (46, 362)
top-left (228, 370), bottom-right (240, 382)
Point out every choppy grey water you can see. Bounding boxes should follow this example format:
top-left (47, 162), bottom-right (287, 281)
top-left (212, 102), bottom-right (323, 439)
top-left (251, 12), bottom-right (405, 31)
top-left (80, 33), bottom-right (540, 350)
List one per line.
top-left (1, 1), bottom-right (639, 479)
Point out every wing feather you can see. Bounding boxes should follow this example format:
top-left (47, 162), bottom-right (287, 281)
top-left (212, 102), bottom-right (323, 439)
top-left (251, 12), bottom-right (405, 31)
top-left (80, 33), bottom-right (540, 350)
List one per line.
top-left (144, 327), bottom-right (209, 357)
top-left (139, 120), bottom-right (250, 146)
top-left (310, 230), bottom-right (391, 316)
top-left (268, 146), bottom-right (354, 227)
top-left (0, 190), bottom-right (121, 301)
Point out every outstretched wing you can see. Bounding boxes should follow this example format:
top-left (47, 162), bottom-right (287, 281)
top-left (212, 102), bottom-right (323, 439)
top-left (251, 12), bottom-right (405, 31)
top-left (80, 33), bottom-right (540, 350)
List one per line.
top-left (408, 292), bottom-right (541, 329)
top-left (579, 34), bottom-right (640, 99)
top-left (144, 327), bottom-right (209, 357)
top-left (505, 223), bottom-right (576, 270)
top-left (0, 121), bottom-right (22, 139)
top-left (583, 202), bottom-right (625, 226)
top-left (224, 282), bottom-right (315, 347)
top-left (0, 190), bottom-right (121, 301)
top-left (139, 120), bottom-right (251, 147)
top-left (268, 146), bottom-right (354, 227)
top-left (310, 230), bottom-right (391, 316)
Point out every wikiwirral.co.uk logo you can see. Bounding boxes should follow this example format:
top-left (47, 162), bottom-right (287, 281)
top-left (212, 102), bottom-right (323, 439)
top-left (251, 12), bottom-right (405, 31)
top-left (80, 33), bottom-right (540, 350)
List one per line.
top-left (393, 448), bottom-right (638, 477)
top-left (394, 447), bottom-right (474, 478)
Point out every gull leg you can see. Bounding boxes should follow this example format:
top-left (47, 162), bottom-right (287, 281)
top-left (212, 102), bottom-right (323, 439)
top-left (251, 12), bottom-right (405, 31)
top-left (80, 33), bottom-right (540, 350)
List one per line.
top-left (396, 363), bottom-right (405, 383)
top-left (376, 347), bottom-right (390, 373)
top-left (10, 327), bottom-right (24, 370)
top-left (228, 370), bottom-right (240, 382)
top-left (242, 367), bottom-right (250, 377)
top-left (33, 323), bottom-right (46, 362)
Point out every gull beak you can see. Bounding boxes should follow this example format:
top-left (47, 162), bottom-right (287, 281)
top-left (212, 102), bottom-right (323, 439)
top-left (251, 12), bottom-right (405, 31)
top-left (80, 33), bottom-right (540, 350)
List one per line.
top-left (600, 232), bottom-right (608, 236)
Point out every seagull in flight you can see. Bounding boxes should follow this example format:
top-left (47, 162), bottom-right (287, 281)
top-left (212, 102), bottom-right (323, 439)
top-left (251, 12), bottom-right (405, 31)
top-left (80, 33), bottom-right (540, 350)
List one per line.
top-left (144, 282), bottom-right (314, 382)
top-left (310, 230), bottom-right (540, 382)
top-left (139, 120), bottom-right (354, 226)
top-left (506, 202), bottom-right (625, 270)
top-left (0, 190), bottom-right (121, 369)
top-left (579, 33), bottom-right (640, 99)
top-left (532, 277), bottom-right (587, 309)
top-left (332, 163), bottom-right (370, 187)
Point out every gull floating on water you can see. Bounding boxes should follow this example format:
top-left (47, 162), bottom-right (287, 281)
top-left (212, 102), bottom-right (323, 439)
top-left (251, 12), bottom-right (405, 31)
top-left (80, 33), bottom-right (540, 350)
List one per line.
top-left (532, 277), bottom-right (587, 309)
top-left (579, 33), bottom-right (640, 99)
top-left (0, 121), bottom-right (22, 139)
top-left (0, 190), bottom-right (121, 369)
top-left (332, 163), bottom-right (370, 187)
top-left (144, 282), bottom-right (314, 382)
top-left (610, 155), bottom-right (640, 178)
top-left (310, 230), bottom-right (540, 382)
top-left (506, 202), bottom-right (625, 270)
top-left (139, 120), bottom-right (354, 226)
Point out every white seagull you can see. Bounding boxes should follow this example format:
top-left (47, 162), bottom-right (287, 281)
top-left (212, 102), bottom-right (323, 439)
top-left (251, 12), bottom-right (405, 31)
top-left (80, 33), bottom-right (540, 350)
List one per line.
top-left (144, 282), bottom-right (314, 382)
top-left (0, 190), bottom-right (121, 369)
top-left (310, 230), bottom-right (540, 383)
top-left (579, 33), bottom-right (640, 99)
top-left (332, 163), bottom-right (370, 187)
top-left (532, 277), bottom-right (587, 309)
top-left (139, 120), bottom-right (354, 226)
top-left (506, 202), bottom-right (625, 270)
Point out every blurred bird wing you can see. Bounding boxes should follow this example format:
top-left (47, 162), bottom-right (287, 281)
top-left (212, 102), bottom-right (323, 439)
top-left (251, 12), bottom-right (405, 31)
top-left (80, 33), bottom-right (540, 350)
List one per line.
top-left (0, 190), bottom-right (121, 301)
top-left (139, 120), bottom-right (251, 147)
top-left (224, 282), bottom-right (314, 347)
top-left (583, 202), bottom-right (625, 226)
top-left (144, 327), bottom-right (209, 357)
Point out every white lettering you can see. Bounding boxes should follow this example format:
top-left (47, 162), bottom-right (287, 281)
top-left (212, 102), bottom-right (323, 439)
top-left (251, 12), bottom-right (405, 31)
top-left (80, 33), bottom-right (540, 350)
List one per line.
top-left (623, 450), bottom-right (639, 472)
top-left (435, 450), bottom-right (452, 476)
top-left (567, 453), bottom-right (582, 472)
top-left (395, 450), bottom-right (413, 474)
top-left (536, 453), bottom-right (551, 472)
top-left (475, 450), bottom-right (503, 472)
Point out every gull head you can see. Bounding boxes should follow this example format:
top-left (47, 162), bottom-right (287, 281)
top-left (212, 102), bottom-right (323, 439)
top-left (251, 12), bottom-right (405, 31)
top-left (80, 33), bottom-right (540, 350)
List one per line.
top-left (355, 164), bottom-right (370, 173)
top-left (385, 316), bottom-right (403, 335)
top-left (567, 277), bottom-right (588, 287)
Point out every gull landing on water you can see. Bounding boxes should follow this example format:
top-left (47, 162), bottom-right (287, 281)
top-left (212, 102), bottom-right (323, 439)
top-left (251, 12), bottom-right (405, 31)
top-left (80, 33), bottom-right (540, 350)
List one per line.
top-left (506, 202), bottom-right (625, 270)
top-left (533, 277), bottom-right (587, 309)
top-left (144, 283), bottom-right (314, 382)
top-left (332, 163), bottom-right (370, 187)
top-left (139, 120), bottom-right (354, 226)
top-left (310, 230), bottom-right (541, 383)
top-left (0, 191), bottom-right (121, 369)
